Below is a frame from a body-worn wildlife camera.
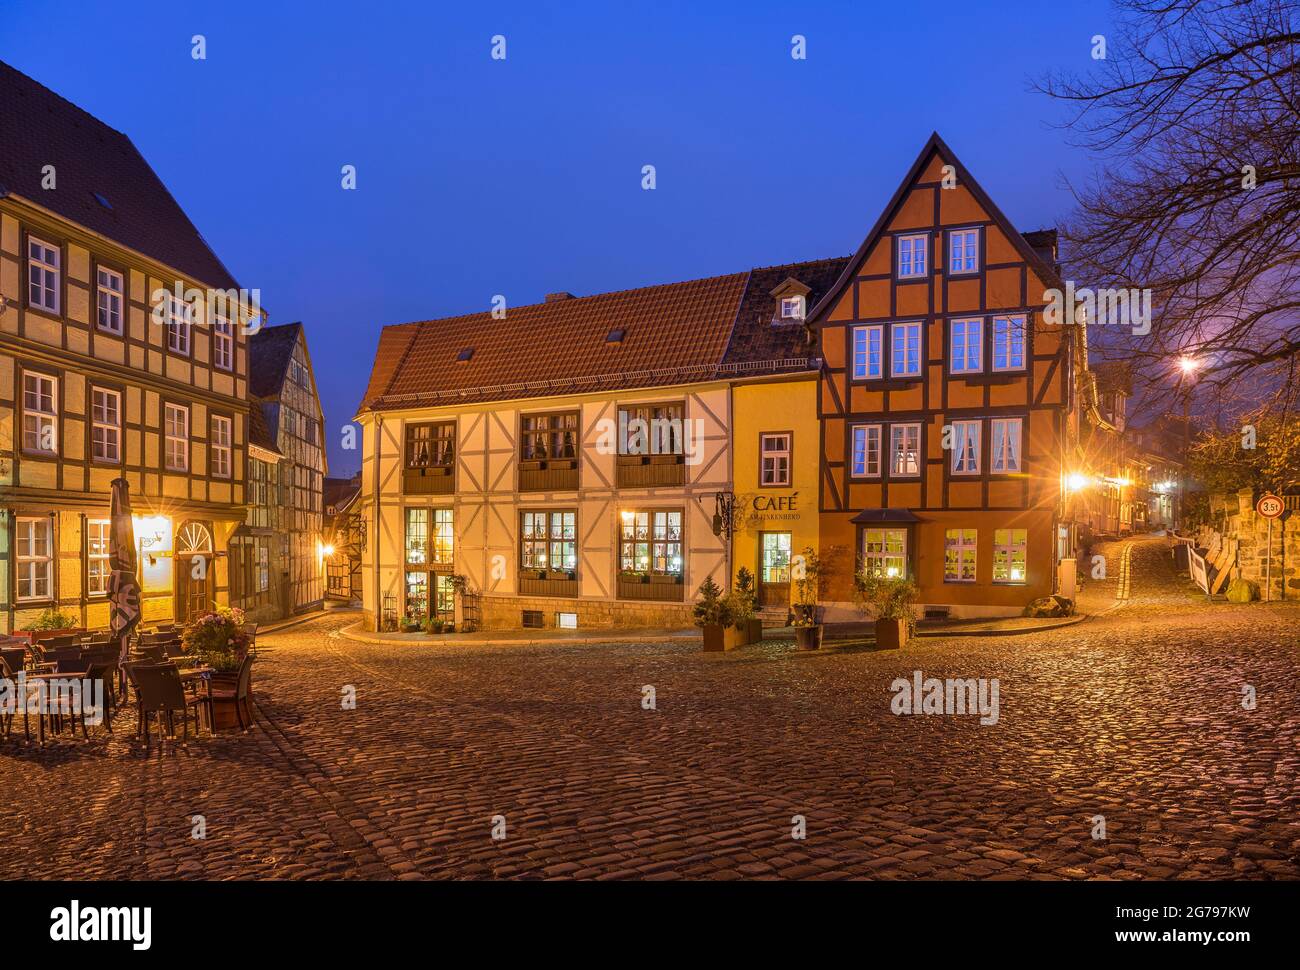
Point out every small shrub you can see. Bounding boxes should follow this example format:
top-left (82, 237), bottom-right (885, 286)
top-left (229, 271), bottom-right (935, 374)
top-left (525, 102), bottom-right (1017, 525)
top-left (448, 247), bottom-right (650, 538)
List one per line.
top-left (692, 577), bottom-right (734, 628)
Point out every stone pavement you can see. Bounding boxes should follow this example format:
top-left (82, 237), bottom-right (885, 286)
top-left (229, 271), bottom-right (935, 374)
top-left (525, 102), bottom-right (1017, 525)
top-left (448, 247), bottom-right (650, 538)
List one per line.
top-left (2, 534), bottom-right (1297, 880)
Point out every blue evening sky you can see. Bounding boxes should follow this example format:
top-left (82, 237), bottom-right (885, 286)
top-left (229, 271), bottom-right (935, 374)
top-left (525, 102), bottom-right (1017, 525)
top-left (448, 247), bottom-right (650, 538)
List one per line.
top-left (3, 0), bottom-right (1115, 476)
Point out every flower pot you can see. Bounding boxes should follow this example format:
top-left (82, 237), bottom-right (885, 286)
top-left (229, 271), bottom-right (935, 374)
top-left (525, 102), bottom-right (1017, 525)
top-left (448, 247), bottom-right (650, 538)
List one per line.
top-left (746, 618), bottom-right (764, 643)
top-left (794, 625), bottom-right (822, 650)
top-left (723, 626), bottom-right (745, 651)
top-left (875, 618), bottom-right (908, 649)
top-left (701, 624), bottom-right (726, 652)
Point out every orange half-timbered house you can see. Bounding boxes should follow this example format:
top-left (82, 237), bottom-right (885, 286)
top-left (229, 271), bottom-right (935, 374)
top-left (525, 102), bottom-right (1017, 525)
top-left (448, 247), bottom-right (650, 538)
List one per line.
top-left (811, 134), bottom-right (1085, 618)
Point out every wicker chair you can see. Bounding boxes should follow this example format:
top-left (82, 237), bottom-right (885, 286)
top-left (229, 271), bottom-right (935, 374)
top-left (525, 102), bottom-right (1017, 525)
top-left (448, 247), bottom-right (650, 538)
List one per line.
top-left (132, 663), bottom-right (205, 745)
top-left (207, 653), bottom-right (255, 731)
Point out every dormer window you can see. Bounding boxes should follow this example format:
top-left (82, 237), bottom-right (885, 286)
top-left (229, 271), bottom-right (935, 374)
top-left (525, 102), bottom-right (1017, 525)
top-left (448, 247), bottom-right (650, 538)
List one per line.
top-left (456, 347), bottom-right (474, 363)
top-left (770, 277), bottom-right (812, 326)
top-left (779, 296), bottom-right (805, 320)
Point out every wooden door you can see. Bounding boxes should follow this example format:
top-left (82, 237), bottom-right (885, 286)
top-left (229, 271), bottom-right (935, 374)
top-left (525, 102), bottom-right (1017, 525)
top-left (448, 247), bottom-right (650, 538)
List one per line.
top-left (758, 532), bottom-right (792, 607)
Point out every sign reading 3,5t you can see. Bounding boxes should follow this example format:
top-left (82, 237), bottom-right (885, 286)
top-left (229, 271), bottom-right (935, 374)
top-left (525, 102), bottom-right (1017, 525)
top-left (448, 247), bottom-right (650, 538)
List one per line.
top-left (1256, 493), bottom-right (1284, 519)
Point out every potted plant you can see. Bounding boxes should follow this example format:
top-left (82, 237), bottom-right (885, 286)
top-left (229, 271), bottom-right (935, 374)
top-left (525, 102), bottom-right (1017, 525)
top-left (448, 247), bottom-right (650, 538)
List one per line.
top-left (16, 607), bottom-right (84, 646)
top-left (791, 546), bottom-right (825, 649)
top-left (734, 567), bottom-right (762, 643)
top-left (693, 577), bottom-right (736, 652)
top-left (182, 607), bottom-right (251, 731)
top-left (443, 622), bottom-right (456, 634)
top-left (400, 614), bottom-right (422, 633)
top-left (854, 571), bottom-right (919, 649)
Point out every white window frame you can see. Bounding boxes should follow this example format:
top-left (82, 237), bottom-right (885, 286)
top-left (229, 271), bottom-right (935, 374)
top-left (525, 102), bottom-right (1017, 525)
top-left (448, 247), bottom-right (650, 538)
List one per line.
top-left (211, 414), bottom-right (233, 478)
top-left (779, 295), bottom-right (805, 320)
top-left (212, 313), bottom-right (234, 371)
top-left (889, 423), bottom-right (922, 477)
top-left (949, 317), bottom-right (983, 374)
top-left (760, 432), bottom-right (792, 486)
top-left (993, 528), bottom-right (1028, 584)
top-left (948, 228), bottom-right (980, 275)
top-left (861, 527), bottom-right (908, 579)
top-left (991, 417), bottom-right (1023, 473)
top-left (896, 233), bottom-right (928, 279)
top-left (950, 420), bottom-right (981, 475)
top-left (164, 295), bottom-right (192, 355)
top-left (27, 237), bottom-right (60, 314)
top-left (851, 424), bottom-right (882, 478)
top-left (944, 528), bottom-right (978, 583)
top-left (852, 325), bottom-right (883, 380)
top-left (86, 518), bottom-right (112, 596)
top-left (16, 516), bottom-right (53, 602)
top-left (165, 403), bottom-right (190, 472)
top-left (992, 314), bottom-right (1027, 371)
top-left (90, 386), bottom-right (121, 463)
top-left (891, 322), bottom-right (922, 378)
top-left (21, 372), bottom-right (58, 455)
top-left (96, 266), bottom-right (124, 334)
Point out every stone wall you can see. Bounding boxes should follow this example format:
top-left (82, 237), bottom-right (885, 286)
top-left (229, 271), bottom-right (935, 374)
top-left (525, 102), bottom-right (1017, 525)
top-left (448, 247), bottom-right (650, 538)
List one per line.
top-left (477, 595), bottom-right (693, 632)
top-left (1214, 489), bottom-right (1299, 600)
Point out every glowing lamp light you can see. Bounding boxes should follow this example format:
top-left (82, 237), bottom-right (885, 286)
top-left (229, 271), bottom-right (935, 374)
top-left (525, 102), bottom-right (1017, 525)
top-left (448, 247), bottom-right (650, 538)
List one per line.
top-left (886, 566), bottom-right (900, 578)
top-left (620, 510), bottom-right (635, 524)
top-left (1178, 356), bottom-right (1200, 376)
top-left (1066, 473), bottom-right (1090, 492)
top-left (1010, 568), bottom-right (1024, 581)
top-left (321, 544), bottom-right (335, 558)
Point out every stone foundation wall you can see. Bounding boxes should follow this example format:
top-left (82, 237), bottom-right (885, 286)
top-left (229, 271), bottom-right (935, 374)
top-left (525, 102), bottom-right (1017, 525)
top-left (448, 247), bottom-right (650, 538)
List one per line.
top-left (1215, 489), bottom-right (1299, 600)
top-left (479, 595), bottom-right (693, 631)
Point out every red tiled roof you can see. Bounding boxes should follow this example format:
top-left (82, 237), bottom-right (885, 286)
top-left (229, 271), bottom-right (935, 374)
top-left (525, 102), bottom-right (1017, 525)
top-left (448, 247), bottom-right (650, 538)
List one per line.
top-left (0, 60), bottom-right (240, 290)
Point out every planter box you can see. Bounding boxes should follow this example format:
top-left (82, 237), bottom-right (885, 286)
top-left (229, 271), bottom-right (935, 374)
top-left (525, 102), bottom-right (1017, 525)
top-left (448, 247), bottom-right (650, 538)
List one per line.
top-left (794, 625), bottom-right (823, 650)
top-left (701, 624), bottom-right (725, 652)
top-left (723, 626), bottom-right (745, 651)
top-left (875, 618), bottom-right (909, 649)
top-left (15, 628), bottom-right (87, 647)
top-left (746, 618), bottom-right (764, 643)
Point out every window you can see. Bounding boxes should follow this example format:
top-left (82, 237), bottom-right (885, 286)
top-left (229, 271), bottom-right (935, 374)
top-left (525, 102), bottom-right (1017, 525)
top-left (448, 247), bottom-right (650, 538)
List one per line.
top-left (951, 420), bottom-right (981, 475)
top-left (944, 528), bottom-right (977, 583)
top-left (619, 510), bottom-right (683, 578)
top-left (993, 529), bottom-right (1028, 583)
top-left (21, 372), bottom-right (58, 454)
top-left (896, 234), bottom-right (927, 278)
top-left (779, 295), bottom-right (805, 320)
top-left (521, 411), bottom-right (578, 460)
top-left (213, 314), bottom-right (233, 370)
top-left (86, 519), bottom-right (111, 596)
top-left (991, 418), bottom-right (1023, 473)
top-left (891, 322), bottom-right (922, 377)
top-left (165, 403), bottom-right (189, 471)
top-left (618, 403), bottom-right (684, 456)
top-left (890, 423), bottom-right (921, 476)
top-left (27, 237), bottom-right (60, 313)
top-left (96, 267), bottom-right (123, 333)
top-left (289, 357), bottom-right (310, 388)
top-left (163, 295), bottom-right (191, 355)
top-left (950, 318), bottom-right (982, 374)
top-left (406, 422), bottom-right (455, 469)
top-left (257, 540), bottom-right (270, 592)
top-left (851, 424), bottom-right (881, 478)
top-left (405, 508), bottom-right (453, 565)
top-left (948, 228), bottom-right (979, 274)
top-left (211, 415), bottom-right (232, 478)
top-left (992, 315), bottom-right (1026, 371)
top-left (760, 433), bottom-right (791, 486)
top-left (16, 517), bottom-right (53, 601)
top-left (521, 511), bottom-right (577, 573)
top-left (862, 528), bottom-right (907, 579)
top-left (90, 387), bottom-right (121, 463)
top-left (852, 325), bottom-right (883, 380)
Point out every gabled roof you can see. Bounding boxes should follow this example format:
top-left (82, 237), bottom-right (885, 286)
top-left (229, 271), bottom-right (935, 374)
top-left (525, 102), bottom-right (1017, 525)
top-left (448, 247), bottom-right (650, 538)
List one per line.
top-left (0, 60), bottom-right (240, 291)
top-left (247, 403), bottom-right (281, 456)
top-left (324, 475), bottom-right (361, 513)
top-left (721, 257), bottom-right (850, 366)
top-left (249, 322), bottom-right (303, 399)
top-left (807, 132), bottom-right (1066, 325)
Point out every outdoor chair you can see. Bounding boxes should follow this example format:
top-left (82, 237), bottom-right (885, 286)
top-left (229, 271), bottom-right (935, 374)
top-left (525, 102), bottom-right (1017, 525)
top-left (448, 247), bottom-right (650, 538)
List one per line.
top-left (207, 653), bottom-right (255, 731)
top-left (43, 647), bottom-right (85, 669)
top-left (131, 663), bottom-right (205, 745)
top-left (80, 660), bottom-right (118, 732)
top-left (81, 632), bottom-right (113, 646)
top-left (0, 647), bottom-right (26, 675)
top-left (242, 623), bottom-right (259, 657)
top-left (133, 645), bottom-right (166, 663)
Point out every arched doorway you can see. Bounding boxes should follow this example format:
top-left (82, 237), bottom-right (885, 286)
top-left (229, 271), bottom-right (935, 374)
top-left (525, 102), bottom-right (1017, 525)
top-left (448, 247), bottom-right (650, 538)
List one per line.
top-left (175, 520), bottom-right (215, 623)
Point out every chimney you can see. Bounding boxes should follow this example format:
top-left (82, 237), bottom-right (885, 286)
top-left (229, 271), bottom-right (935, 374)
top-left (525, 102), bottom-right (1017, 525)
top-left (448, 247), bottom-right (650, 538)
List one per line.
top-left (545, 291), bottom-right (576, 302)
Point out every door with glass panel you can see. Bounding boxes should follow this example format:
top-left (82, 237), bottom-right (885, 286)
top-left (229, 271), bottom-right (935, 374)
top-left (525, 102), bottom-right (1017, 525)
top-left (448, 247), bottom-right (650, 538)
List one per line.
top-left (758, 532), bottom-right (792, 607)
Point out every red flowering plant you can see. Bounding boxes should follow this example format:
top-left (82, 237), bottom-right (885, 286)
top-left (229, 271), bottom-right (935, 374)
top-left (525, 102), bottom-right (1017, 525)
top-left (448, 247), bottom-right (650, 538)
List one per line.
top-left (181, 606), bottom-right (250, 673)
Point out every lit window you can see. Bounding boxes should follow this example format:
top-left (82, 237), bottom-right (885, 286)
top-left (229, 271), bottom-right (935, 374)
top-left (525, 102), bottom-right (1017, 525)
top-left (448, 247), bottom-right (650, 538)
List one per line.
top-left (521, 511), bottom-right (577, 573)
top-left (213, 314), bottom-right (233, 370)
top-left (96, 267), bottom-right (123, 333)
top-left (760, 433), bottom-right (791, 486)
top-left (948, 228), bottom-right (979, 274)
top-left (618, 403), bottom-right (684, 456)
top-left (21, 372), bottom-right (58, 454)
top-left (944, 529), bottom-right (977, 583)
top-left (992, 315), bottom-right (1026, 371)
top-left (862, 528), bottom-right (907, 579)
top-left (163, 295), bottom-right (192, 355)
top-left (90, 387), bottom-right (121, 462)
top-left (951, 420), bottom-right (981, 475)
top-left (16, 517), bottom-right (53, 601)
top-left (891, 322), bottom-right (922, 377)
top-left (165, 403), bottom-right (189, 471)
top-left (991, 418), bottom-right (1022, 473)
top-left (896, 234), bottom-right (928, 278)
top-left (993, 529), bottom-right (1027, 584)
top-left (27, 237), bottom-right (60, 314)
top-left (211, 415), bottom-right (232, 478)
top-left (87, 519), bottom-right (111, 595)
top-left (851, 425), bottom-right (881, 478)
top-left (890, 423), bottom-right (921, 476)
top-left (779, 295), bottom-right (805, 320)
top-left (852, 325), bottom-right (883, 380)
top-left (950, 318), bottom-right (982, 374)
top-left (619, 510), bottom-right (683, 578)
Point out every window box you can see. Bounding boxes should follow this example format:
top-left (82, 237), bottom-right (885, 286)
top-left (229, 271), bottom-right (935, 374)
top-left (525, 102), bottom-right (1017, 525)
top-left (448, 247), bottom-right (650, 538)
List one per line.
top-left (617, 574), bottom-right (685, 601)
top-left (616, 454), bottom-right (685, 488)
top-left (518, 458), bottom-right (579, 491)
top-left (404, 464), bottom-right (454, 494)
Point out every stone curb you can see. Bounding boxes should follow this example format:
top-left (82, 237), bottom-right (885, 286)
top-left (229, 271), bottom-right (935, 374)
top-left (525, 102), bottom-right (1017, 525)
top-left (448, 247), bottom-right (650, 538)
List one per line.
top-left (259, 607), bottom-right (362, 636)
top-left (335, 621), bottom-right (701, 648)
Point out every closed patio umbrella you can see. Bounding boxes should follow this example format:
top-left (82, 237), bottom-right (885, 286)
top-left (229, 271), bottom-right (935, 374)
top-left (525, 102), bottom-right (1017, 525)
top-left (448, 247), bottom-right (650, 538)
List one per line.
top-left (107, 478), bottom-right (143, 672)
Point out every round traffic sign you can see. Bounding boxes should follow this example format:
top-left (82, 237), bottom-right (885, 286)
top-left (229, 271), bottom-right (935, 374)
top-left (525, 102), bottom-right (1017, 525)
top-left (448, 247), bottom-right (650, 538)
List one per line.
top-left (1257, 493), bottom-right (1285, 519)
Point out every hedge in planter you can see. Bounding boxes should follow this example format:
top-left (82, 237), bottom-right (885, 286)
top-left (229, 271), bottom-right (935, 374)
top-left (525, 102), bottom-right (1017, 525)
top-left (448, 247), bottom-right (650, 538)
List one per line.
top-left (853, 572), bottom-right (919, 649)
top-left (693, 577), bottom-right (736, 652)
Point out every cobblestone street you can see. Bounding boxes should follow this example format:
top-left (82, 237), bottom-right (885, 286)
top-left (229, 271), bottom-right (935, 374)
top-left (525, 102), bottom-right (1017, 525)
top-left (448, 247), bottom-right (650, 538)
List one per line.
top-left (3, 535), bottom-right (1298, 880)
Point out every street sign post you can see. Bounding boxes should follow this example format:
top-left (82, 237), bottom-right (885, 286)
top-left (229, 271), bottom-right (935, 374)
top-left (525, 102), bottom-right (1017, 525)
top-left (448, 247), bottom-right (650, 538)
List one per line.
top-left (1256, 494), bottom-right (1285, 602)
